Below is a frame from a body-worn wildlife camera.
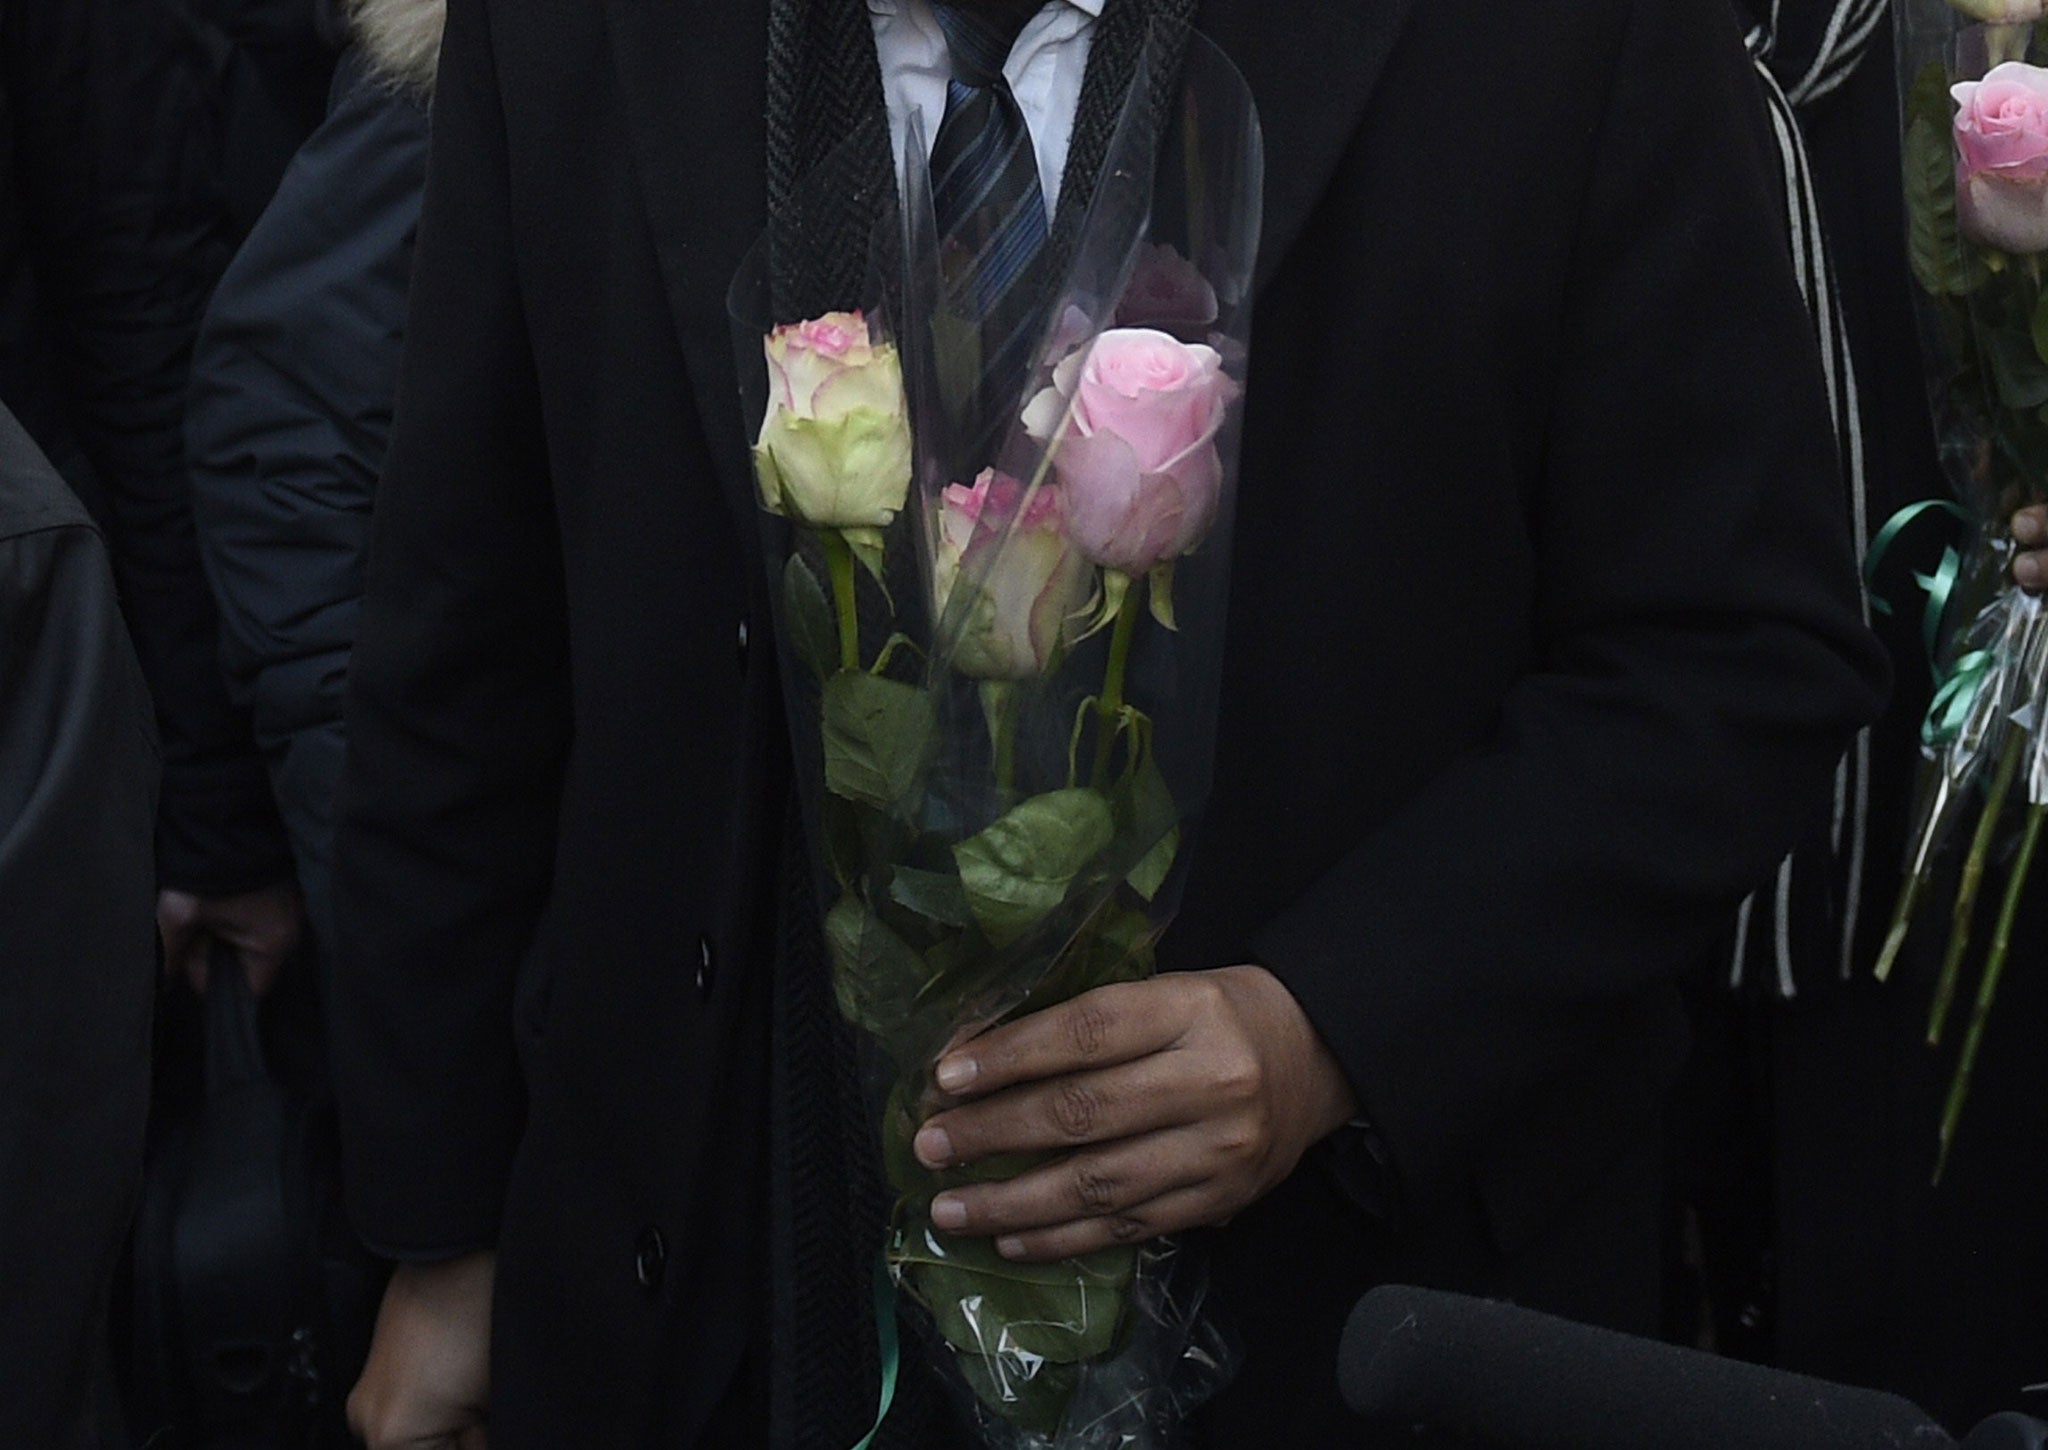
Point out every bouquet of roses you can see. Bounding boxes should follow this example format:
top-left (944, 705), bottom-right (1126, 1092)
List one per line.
top-left (1884, 0), bottom-right (2048, 1176)
top-left (729, 29), bottom-right (1260, 1447)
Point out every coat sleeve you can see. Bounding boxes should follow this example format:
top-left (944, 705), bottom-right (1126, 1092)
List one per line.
top-left (7, 0), bottom-right (291, 896)
top-left (0, 410), bottom-right (158, 1448)
top-left (329, 0), bottom-right (569, 1257)
top-left (1249, 0), bottom-right (1889, 1204)
top-left (188, 54), bottom-right (431, 950)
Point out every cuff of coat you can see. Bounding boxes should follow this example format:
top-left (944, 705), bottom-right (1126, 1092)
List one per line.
top-left (339, 1089), bottom-right (521, 1261)
top-left (1312, 1114), bottom-right (1402, 1223)
top-left (1249, 869), bottom-right (1482, 1214)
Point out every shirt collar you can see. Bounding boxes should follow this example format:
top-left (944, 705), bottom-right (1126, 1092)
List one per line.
top-left (868, 0), bottom-right (1105, 19)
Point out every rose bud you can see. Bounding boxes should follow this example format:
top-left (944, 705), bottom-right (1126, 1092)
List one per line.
top-left (1954, 63), bottom-right (2048, 254)
top-left (934, 470), bottom-right (1092, 680)
top-left (754, 311), bottom-right (914, 530)
top-left (1022, 328), bottom-right (1238, 576)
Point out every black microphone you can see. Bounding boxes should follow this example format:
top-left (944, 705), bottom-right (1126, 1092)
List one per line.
top-left (1339, 1285), bottom-right (1956, 1450)
top-left (1965, 1414), bottom-right (2048, 1450)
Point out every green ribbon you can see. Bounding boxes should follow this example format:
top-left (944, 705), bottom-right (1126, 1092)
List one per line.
top-left (1924, 649), bottom-right (1998, 749)
top-left (1864, 499), bottom-right (2005, 752)
top-left (848, 1253), bottom-right (901, 1450)
top-left (1864, 498), bottom-right (1974, 667)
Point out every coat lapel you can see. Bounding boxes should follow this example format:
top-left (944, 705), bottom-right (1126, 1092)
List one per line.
top-left (602, 0), bottom-right (771, 520)
top-left (1196, 0), bottom-right (1419, 292)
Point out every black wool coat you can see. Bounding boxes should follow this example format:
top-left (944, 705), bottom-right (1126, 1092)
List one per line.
top-left (0, 403), bottom-right (160, 1450)
top-left (331, 0), bottom-right (1890, 1444)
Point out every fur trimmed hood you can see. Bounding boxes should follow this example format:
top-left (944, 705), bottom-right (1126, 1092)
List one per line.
top-left (350, 0), bottom-right (445, 93)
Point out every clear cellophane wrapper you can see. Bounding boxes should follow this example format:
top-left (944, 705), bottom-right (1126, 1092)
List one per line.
top-left (730, 26), bottom-right (1263, 1446)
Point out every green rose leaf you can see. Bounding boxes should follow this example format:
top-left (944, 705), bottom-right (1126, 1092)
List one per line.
top-left (822, 895), bottom-right (929, 1039)
top-left (1905, 109), bottom-right (1989, 300)
top-left (1987, 326), bottom-right (2048, 411)
top-left (1007, 903), bottom-right (1157, 1022)
top-left (890, 865), bottom-right (974, 929)
top-left (843, 525), bottom-right (890, 593)
top-left (823, 670), bottom-right (935, 816)
top-left (953, 788), bottom-right (1115, 946)
top-left (2030, 289), bottom-right (2048, 372)
top-left (1113, 752), bottom-right (1181, 902)
top-left (783, 556), bottom-right (837, 683)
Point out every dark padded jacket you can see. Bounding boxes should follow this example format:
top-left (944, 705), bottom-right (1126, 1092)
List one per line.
top-left (189, 44), bottom-right (431, 950)
top-left (0, 401), bottom-right (159, 1450)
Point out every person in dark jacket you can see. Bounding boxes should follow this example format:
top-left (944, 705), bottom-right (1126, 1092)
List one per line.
top-left (1716, 0), bottom-right (2048, 1429)
top-left (330, 0), bottom-right (1890, 1446)
top-left (0, 0), bottom-right (305, 993)
top-left (0, 401), bottom-right (160, 1450)
top-left (188, 0), bottom-right (438, 960)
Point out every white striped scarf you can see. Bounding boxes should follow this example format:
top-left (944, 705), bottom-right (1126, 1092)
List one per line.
top-left (1730, 0), bottom-right (1886, 996)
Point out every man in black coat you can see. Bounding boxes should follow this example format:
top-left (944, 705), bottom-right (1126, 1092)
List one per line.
top-left (0, 402), bottom-right (160, 1450)
top-left (332, 0), bottom-right (1890, 1445)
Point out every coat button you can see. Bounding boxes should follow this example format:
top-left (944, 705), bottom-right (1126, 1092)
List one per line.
top-left (635, 1227), bottom-right (667, 1291)
top-left (695, 937), bottom-right (714, 997)
top-left (736, 617), bottom-right (750, 673)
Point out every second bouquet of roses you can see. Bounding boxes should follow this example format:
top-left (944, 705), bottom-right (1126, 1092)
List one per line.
top-left (1882, 0), bottom-right (2048, 1177)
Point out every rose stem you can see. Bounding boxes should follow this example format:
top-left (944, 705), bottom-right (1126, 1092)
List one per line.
top-left (1934, 799), bottom-right (2045, 1185)
top-left (981, 680), bottom-right (1019, 800)
top-left (1929, 729), bottom-right (2026, 1045)
top-left (1091, 573), bottom-right (1143, 788)
top-left (1872, 873), bottom-right (1925, 984)
top-left (822, 529), bottom-right (860, 672)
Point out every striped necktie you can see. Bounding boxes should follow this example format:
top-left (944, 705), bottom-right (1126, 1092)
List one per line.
top-left (927, 0), bottom-right (1054, 470)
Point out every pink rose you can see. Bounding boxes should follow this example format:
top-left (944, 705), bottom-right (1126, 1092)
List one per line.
top-left (1020, 329), bottom-right (1238, 576)
top-left (1954, 64), bottom-right (2048, 253)
top-left (932, 471), bottom-right (1091, 679)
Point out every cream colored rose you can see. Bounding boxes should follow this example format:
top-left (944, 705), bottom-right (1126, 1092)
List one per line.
top-left (754, 311), bottom-right (913, 530)
top-left (1948, 0), bottom-right (2048, 21)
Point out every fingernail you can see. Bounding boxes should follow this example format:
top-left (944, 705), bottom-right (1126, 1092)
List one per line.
top-left (2019, 554), bottom-right (2043, 589)
top-left (935, 1056), bottom-right (977, 1092)
top-left (931, 1195), bottom-right (968, 1230)
top-left (996, 1236), bottom-right (1026, 1259)
top-left (915, 1125), bottom-right (952, 1167)
top-left (2016, 511), bottom-right (2045, 545)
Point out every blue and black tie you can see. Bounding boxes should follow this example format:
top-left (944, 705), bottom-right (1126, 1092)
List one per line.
top-left (927, 0), bottom-right (1054, 468)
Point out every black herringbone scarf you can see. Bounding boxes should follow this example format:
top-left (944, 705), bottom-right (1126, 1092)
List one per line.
top-left (758, 1), bottom-right (1193, 1444)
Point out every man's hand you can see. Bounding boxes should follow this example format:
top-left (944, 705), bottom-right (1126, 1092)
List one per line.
top-left (912, 966), bottom-right (1360, 1262)
top-left (2017, 505), bottom-right (2046, 592)
top-left (349, 1252), bottom-right (495, 1450)
top-left (156, 881), bottom-right (303, 996)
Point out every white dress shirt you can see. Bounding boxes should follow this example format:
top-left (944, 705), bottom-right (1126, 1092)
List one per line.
top-left (867, 0), bottom-right (1102, 216)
